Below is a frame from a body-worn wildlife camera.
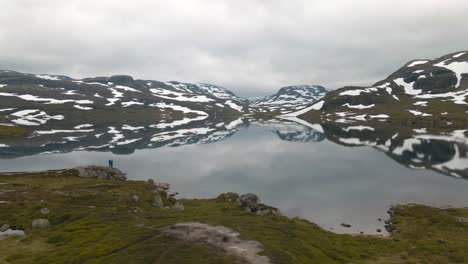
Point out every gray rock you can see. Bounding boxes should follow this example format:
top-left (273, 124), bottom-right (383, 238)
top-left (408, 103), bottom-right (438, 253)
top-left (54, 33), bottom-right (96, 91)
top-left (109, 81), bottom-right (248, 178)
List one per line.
top-left (40, 208), bottom-right (50, 214)
top-left (216, 192), bottom-right (239, 202)
top-left (0, 228), bottom-right (25, 239)
top-left (147, 179), bottom-right (155, 186)
top-left (341, 223), bottom-right (352, 228)
top-left (239, 193), bottom-right (259, 212)
top-left (256, 207), bottom-right (281, 216)
top-left (0, 224), bottom-right (10, 232)
top-left (172, 202), bottom-right (185, 211)
top-left (75, 166), bottom-right (127, 181)
top-left (132, 195), bottom-right (140, 203)
top-left (152, 194), bottom-right (164, 208)
top-left (32, 218), bottom-right (51, 229)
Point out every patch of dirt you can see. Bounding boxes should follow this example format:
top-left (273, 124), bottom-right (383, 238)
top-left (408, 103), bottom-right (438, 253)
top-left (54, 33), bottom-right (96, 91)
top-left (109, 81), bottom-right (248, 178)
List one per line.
top-left (163, 222), bottom-right (272, 264)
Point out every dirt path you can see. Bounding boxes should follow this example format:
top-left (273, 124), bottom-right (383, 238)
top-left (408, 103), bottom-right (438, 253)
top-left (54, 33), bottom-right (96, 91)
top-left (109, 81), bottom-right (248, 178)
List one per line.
top-left (163, 222), bottom-right (272, 264)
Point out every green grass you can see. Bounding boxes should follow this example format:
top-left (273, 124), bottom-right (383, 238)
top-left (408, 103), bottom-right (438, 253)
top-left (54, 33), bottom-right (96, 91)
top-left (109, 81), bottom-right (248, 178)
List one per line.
top-left (1, 171), bottom-right (467, 263)
top-left (0, 125), bottom-right (31, 142)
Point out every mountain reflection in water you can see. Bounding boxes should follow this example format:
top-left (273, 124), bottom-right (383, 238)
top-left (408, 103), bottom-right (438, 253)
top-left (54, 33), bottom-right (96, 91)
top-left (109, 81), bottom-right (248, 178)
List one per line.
top-left (1, 118), bottom-right (466, 180)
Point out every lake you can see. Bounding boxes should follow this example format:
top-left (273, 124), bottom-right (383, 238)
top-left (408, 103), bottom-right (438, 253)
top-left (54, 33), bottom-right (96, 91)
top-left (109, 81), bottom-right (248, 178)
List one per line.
top-left (1, 118), bottom-right (467, 234)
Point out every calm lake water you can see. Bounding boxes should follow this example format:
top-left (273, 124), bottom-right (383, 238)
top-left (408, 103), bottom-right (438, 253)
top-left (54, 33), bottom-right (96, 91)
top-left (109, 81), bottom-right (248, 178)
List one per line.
top-left (1, 119), bottom-right (467, 234)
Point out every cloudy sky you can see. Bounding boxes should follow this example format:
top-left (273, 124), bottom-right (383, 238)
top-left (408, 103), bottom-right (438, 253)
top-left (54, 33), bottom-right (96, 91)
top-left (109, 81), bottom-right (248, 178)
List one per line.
top-left (1, 0), bottom-right (467, 97)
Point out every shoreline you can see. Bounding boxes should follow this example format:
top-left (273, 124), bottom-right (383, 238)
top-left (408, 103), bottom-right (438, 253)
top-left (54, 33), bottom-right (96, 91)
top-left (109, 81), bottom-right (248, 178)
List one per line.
top-left (1, 166), bottom-right (468, 263)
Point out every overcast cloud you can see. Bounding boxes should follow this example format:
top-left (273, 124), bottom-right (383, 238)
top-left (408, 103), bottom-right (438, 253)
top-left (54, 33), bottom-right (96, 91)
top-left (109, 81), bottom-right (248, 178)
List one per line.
top-left (1, 0), bottom-right (467, 97)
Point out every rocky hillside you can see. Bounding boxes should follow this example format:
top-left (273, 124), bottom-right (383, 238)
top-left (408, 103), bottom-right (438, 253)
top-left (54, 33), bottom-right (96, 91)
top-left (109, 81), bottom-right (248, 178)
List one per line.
top-left (290, 51), bottom-right (468, 126)
top-left (251, 85), bottom-right (330, 114)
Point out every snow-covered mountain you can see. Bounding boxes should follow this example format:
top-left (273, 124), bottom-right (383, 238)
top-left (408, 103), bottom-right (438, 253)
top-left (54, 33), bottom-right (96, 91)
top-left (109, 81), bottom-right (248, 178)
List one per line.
top-left (251, 85), bottom-right (330, 114)
top-left (287, 51), bottom-right (468, 126)
top-left (0, 118), bottom-right (247, 158)
top-left (0, 70), bottom-right (248, 130)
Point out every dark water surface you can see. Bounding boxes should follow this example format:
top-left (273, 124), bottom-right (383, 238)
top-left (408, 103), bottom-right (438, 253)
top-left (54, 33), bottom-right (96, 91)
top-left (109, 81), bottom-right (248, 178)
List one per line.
top-left (1, 119), bottom-right (467, 234)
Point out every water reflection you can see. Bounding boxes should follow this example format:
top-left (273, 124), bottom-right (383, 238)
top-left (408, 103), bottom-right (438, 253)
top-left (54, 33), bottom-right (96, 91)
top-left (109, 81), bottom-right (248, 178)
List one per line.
top-left (1, 117), bottom-right (466, 179)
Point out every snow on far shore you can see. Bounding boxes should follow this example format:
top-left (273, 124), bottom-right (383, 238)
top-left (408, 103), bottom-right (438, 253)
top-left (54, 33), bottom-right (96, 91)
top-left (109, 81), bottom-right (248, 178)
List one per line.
top-left (280, 100), bottom-right (325, 117)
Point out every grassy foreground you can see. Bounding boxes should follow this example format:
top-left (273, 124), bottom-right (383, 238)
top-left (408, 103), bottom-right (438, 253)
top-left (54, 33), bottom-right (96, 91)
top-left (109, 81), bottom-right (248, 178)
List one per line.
top-left (1, 170), bottom-right (467, 264)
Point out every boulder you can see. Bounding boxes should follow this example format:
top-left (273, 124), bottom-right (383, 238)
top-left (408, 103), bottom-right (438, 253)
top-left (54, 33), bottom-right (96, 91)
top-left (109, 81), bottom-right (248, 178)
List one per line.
top-left (132, 195), bottom-right (140, 203)
top-left (341, 223), bottom-right (352, 228)
top-left (152, 194), bottom-right (164, 208)
top-left (32, 218), bottom-right (50, 229)
top-left (256, 205), bottom-right (281, 216)
top-left (0, 228), bottom-right (25, 239)
top-left (75, 166), bottom-right (127, 181)
top-left (147, 179), bottom-right (170, 191)
top-left (147, 179), bottom-right (155, 187)
top-left (40, 208), bottom-right (50, 215)
top-left (0, 224), bottom-right (10, 232)
top-left (216, 192), bottom-right (239, 202)
top-left (239, 193), bottom-right (259, 212)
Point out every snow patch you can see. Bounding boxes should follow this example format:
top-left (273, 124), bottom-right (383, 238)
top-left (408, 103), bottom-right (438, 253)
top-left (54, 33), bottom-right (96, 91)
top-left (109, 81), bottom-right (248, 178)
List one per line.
top-left (74, 105), bottom-right (93, 110)
top-left (343, 125), bottom-right (375, 132)
top-left (394, 78), bottom-right (421, 95)
top-left (407, 110), bottom-right (432, 117)
top-left (343, 103), bottom-right (374, 109)
top-left (407, 60), bottom-right (428, 67)
top-left (434, 59), bottom-right (468, 88)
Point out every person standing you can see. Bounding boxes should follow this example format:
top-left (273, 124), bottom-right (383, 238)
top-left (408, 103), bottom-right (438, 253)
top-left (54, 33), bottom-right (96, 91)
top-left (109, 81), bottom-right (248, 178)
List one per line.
top-left (108, 159), bottom-right (114, 168)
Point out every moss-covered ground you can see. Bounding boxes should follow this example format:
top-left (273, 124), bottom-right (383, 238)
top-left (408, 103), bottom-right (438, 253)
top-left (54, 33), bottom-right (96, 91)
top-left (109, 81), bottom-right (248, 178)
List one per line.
top-left (0, 170), bottom-right (467, 264)
top-left (0, 125), bottom-right (31, 142)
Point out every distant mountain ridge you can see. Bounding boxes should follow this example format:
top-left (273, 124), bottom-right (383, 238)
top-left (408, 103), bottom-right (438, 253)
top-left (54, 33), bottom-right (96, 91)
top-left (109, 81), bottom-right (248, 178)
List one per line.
top-left (288, 50), bottom-right (468, 126)
top-left (251, 85), bottom-right (330, 114)
top-left (0, 70), bottom-right (250, 129)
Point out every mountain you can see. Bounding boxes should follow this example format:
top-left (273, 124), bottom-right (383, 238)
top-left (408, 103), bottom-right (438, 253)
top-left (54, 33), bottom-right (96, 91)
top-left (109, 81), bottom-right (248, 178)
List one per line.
top-left (0, 70), bottom-right (248, 131)
top-left (288, 51), bottom-right (468, 126)
top-left (251, 85), bottom-right (330, 114)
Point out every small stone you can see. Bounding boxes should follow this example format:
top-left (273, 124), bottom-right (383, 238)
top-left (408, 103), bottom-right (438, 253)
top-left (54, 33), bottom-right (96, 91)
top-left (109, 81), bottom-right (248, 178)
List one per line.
top-left (377, 218), bottom-right (382, 221)
top-left (32, 218), bottom-right (51, 229)
top-left (40, 208), bottom-right (50, 214)
top-left (132, 195), bottom-right (140, 203)
top-left (172, 202), bottom-right (184, 211)
top-left (376, 229), bottom-right (382, 233)
top-left (341, 223), bottom-right (352, 228)
top-left (0, 224), bottom-right (10, 232)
